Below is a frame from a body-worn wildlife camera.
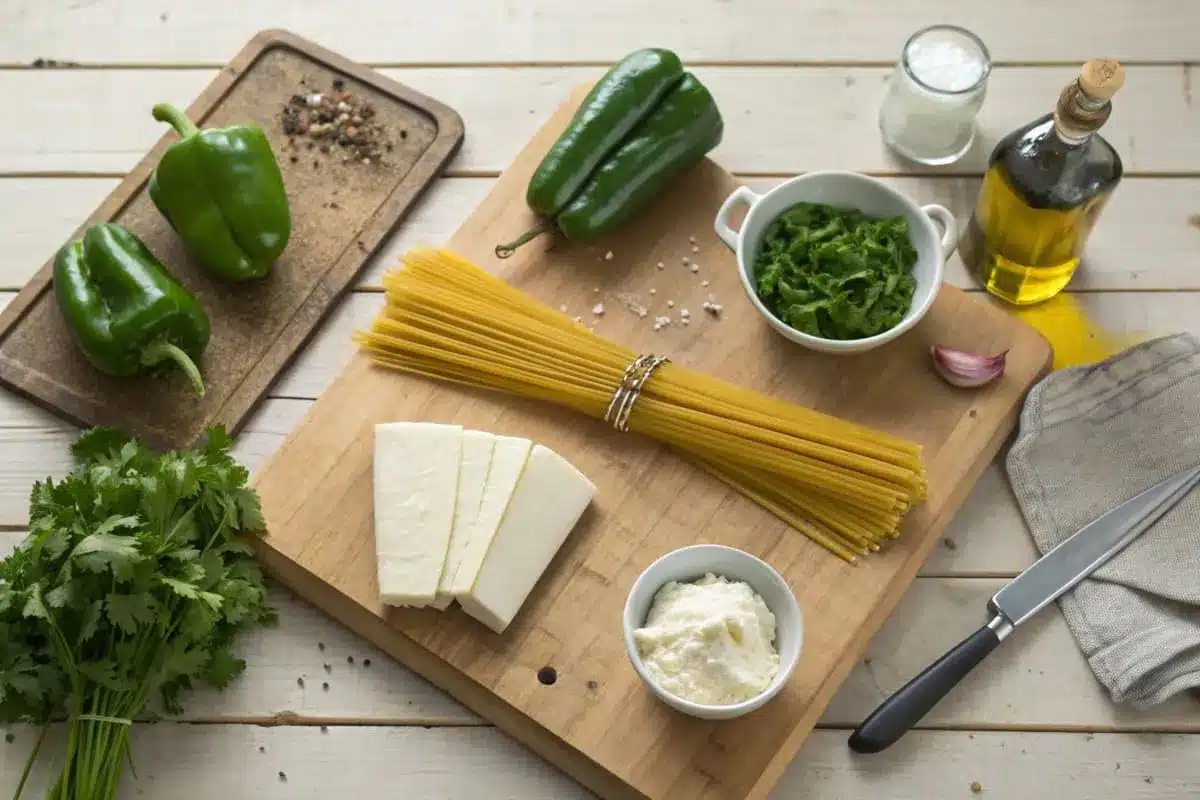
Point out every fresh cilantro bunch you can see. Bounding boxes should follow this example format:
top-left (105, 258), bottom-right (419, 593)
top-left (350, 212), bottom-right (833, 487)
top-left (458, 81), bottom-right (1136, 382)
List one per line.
top-left (0, 426), bottom-right (275, 800)
top-left (754, 201), bottom-right (918, 340)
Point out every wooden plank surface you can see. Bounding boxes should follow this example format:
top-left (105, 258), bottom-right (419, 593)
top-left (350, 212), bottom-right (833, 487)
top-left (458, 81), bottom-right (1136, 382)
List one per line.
top-left (6, 176), bottom-right (1199, 293)
top-left (3, 289), bottom-right (1199, 553)
top-left (0, 526), bottom-right (1192, 756)
top-left (2, 724), bottom-right (1196, 799)
top-left (6, 527), bottom-right (1195, 733)
top-left (4, 0), bottom-right (1197, 64)
top-left (4, 66), bottom-right (1197, 175)
top-left (2, 3), bottom-right (1198, 798)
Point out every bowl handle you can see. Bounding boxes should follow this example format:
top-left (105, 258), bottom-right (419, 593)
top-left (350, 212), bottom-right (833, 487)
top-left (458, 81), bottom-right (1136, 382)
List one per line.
top-left (921, 204), bottom-right (959, 260)
top-left (714, 186), bottom-right (762, 252)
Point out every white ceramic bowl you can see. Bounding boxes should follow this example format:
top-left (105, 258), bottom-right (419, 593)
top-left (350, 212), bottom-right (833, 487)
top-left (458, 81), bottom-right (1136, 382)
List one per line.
top-left (713, 170), bottom-right (957, 355)
top-left (622, 544), bottom-right (803, 720)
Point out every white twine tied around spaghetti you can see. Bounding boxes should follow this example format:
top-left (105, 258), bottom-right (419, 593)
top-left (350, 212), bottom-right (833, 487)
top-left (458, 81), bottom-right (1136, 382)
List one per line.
top-left (604, 354), bottom-right (670, 432)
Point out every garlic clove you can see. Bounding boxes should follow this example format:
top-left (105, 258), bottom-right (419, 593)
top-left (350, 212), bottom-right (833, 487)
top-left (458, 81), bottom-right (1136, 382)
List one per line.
top-left (931, 345), bottom-right (1007, 388)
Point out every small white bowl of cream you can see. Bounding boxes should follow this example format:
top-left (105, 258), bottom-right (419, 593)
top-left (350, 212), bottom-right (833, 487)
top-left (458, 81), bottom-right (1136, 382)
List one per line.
top-left (622, 544), bottom-right (803, 720)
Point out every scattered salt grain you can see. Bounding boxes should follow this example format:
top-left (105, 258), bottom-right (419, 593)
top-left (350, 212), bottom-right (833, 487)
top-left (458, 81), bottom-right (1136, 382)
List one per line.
top-left (680, 308), bottom-right (691, 319)
top-left (592, 303), bottom-right (605, 316)
top-left (691, 245), bottom-right (700, 254)
top-left (615, 292), bottom-right (648, 318)
top-left (701, 280), bottom-right (710, 287)
top-left (688, 235), bottom-right (697, 244)
top-left (653, 315), bottom-right (671, 331)
top-left (558, 304), bottom-right (568, 313)
top-left (649, 288), bottom-right (657, 295)
top-left (656, 261), bottom-right (665, 270)
top-left (604, 251), bottom-right (614, 261)
top-left (666, 300), bottom-right (675, 308)
top-left (689, 264), bottom-right (699, 273)
top-left (682, 256), bottom-right (690, 265)
top-left (573, 316), bottom-right (583, 324)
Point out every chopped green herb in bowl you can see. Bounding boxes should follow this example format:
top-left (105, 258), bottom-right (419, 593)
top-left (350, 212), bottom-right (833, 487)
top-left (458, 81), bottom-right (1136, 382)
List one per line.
top-left (753, 202), bottom-right (918, 341)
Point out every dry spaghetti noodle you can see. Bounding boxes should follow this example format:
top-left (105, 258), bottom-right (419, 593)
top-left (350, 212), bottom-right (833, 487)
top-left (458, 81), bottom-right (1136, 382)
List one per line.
top-left (354, 247), bottom-right (927, 562)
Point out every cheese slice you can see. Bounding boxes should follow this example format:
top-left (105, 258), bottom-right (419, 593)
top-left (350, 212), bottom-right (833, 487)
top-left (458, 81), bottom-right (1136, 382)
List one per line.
top-left (445, 435), bottom-right (532, 597)
top-left (430, 430), bottom-right (496, 610)
top-left (373, 422), bottom-right (462, 607)
top-left (458, 444), bottom-right (596, 633)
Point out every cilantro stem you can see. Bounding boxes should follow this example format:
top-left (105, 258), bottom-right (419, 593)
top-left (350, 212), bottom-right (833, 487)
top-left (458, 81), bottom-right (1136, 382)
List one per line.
top-left (11, 722), bottom-right (48, 800)
top-left (2, 426), bottom-right (273, 799)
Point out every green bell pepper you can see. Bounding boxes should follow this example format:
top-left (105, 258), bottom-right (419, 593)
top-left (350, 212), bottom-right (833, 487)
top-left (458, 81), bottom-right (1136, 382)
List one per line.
top-left (149, 102), bottom-right (291, 282)
top-left (53, 223), bottom-right (211, 396)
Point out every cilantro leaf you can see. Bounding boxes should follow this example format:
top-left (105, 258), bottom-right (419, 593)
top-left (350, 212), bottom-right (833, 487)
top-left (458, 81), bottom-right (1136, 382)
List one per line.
top-left (200, 647), bottom-right (245, 689)
top-left (69, 428), bottom-right (133, 465)
top-left (1, 424), bottom-right (274, 792)
top-left (78, 599), bottom-right (103, 644)
top-left (106, 594), bottom-right (156, 636)
top-left (78, 660), bottom-right (134, 693)
top-left (160, 577), bottom-right (201, 600)
top-left (22, 585), bottom-right (49, 622)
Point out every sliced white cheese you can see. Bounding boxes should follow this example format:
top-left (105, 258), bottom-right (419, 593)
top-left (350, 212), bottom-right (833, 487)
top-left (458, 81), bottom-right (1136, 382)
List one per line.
top-left (431, 430), bottom-right (496, 610)
top-left (373, 422), bottom-right (462, 607)
top-left (458, 444), bottom-right (596, 633)
top-left (445, 435), bottom-right (532, 597)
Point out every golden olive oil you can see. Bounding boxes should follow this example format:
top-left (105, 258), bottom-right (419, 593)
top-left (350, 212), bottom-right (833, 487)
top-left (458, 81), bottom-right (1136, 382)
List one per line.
top-left (961, 60), bottom-right (1124, 306)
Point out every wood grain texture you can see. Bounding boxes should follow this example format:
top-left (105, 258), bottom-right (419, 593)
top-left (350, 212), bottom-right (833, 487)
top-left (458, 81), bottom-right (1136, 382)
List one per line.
top-left (2, 532), bottom-right (1194, 732)
top-left (246, 88), bottom-right (1051, 800)
top-left (0, 30), bottom-right (464, 450)
top-left (4, 0), bottom-right (1198, 64)
top-left (2, 7), bottom-right (1198, 794)
top-left (4, 66), bottom-right (1197, 175)
top-left (2, 290), bottom-right (1194, 559)
top-left (5, 176), bottom-right (1199, 294)
top-left (2, 724), bottom-right (1197, 799)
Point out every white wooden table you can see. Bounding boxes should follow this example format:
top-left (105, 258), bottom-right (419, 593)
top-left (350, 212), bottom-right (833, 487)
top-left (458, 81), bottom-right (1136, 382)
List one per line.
top-left (2, 3), bottom-right (1198, 797)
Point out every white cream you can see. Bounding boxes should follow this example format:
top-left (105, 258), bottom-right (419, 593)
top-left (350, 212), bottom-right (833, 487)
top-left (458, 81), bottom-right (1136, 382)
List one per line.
top-left (633, 573), bottom-right (779, 706)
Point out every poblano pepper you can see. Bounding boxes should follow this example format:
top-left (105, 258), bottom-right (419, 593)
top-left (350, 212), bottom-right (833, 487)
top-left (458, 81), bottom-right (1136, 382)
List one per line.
top-left (149, 102), bottom-right (291, 281)
top-left (53, 223), bottom-right (211, 396)
top-left (495, 49), bottom-right (722, 259)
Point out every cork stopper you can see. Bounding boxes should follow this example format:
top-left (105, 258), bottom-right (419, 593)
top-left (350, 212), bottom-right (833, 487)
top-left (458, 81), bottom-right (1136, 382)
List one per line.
top-left (1078, 59), bottom-right (1125, 101)
top-left (1054, 60), bottom-right (1123, 137)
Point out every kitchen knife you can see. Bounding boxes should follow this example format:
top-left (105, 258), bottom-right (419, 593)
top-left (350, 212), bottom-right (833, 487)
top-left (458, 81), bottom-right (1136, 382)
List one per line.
top-left (848, 462), bottom-right (1200, 754)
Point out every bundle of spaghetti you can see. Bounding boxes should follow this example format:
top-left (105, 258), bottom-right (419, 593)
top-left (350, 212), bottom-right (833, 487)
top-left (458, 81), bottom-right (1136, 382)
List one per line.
top-left (354, 247), bottom-right (927, 562)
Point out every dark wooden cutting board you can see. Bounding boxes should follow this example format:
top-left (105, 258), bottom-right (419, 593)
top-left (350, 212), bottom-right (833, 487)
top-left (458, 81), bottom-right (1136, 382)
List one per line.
top-left (0, 29), bottom-right (463, 450)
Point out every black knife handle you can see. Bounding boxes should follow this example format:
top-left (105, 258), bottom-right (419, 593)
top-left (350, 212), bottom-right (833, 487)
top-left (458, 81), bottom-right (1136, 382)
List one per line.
top-left (848, 623), bottom-right (1003, 754)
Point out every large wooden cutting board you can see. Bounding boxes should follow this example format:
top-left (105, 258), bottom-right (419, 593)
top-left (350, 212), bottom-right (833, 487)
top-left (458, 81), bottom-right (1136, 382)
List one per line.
top-left (251, 88), bottom-right (1052, 800)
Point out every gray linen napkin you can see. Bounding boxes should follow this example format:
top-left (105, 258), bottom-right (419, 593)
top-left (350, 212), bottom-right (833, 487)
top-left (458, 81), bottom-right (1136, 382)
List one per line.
top-left (1005, 332), bottom-right (1200, 707)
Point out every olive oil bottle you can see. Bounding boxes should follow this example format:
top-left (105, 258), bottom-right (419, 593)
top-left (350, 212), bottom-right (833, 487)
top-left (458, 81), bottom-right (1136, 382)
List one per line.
top-left (961, 60), bottom-right (1125, 305)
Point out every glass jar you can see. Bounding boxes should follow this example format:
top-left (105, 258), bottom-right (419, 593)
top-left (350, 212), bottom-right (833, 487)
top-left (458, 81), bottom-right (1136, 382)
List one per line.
top-left (878, 25), bottom-right (991, 166)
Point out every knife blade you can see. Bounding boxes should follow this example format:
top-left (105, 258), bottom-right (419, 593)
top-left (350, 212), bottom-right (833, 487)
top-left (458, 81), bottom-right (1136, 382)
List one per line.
top-left (848, 462), bottom-right (1200, 755)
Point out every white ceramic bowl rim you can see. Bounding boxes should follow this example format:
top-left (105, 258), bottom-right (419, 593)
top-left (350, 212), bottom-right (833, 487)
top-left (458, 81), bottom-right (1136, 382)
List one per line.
top-left (714, 170), bottom-right (956, 351)
top-left (622, 544), bottom-right (803, 716)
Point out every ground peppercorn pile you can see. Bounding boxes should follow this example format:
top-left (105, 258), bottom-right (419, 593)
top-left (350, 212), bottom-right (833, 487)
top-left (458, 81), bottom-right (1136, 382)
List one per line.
top-left (280, 77), bottom-right (398, 167)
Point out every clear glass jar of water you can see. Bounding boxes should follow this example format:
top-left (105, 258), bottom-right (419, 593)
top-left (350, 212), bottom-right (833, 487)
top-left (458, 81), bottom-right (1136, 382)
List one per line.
top-left (879, 25), bottom-right (991, 166)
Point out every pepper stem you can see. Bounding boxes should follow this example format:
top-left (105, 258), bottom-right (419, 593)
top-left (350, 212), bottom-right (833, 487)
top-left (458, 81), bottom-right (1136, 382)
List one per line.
top-left (143, 341), bottom-right (206, 397)
top-left (495, 220), bottom-right (557, 259)
top-left (151, 103), bottom-right (200, 138)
